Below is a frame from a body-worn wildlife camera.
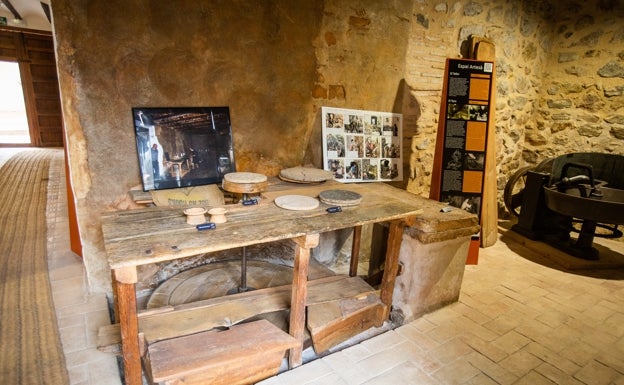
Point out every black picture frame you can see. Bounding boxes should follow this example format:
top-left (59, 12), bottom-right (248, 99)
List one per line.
top-left (133, 106), bottom-right (236, 191)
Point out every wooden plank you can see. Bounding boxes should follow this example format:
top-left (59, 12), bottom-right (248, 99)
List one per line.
top-left (116, 281), bottom-right (142, 385)
top-left (474, 41), bottom-right (498, 248)
top-left (379, 221), bottom-right (405, 319)
top-left (288, 235), bottom-right (312, 368)
top-left (101, 182), bottom-right (424, 269)
top-left (155, 362), bottom-right (282, 385)
top-left (350, 225), bottom-right (362, 277)
top-left (146, 319), bottom-right (298, 385)
top-left (464, 36), bottom-right (498, 249)
top-left (97, 276), bottom-right (377, 351)
top-left (307, 294), bottom-right (385, 353)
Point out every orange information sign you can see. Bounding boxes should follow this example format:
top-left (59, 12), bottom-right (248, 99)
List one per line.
top-left (430, 59), bottom-right (494, 222)
top-left (430, 59), bottom-right (495, 264)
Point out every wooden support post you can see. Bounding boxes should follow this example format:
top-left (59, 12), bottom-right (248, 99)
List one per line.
top-left (349, 225), bottom-right (362, 277)
top-left (379, 221), bottom-right (404, 320)
top-left (113, 267), bottom-right (142, 385)
top-left (474, 39), bottom-right (498, 248)
top-left (288, 234), bottom-right (319, 368)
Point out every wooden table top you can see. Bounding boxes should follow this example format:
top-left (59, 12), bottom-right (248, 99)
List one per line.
top-left (102, 182), bottom-right (425, 270)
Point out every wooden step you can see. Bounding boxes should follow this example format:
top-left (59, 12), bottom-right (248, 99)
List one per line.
top-left (307, 293), bottom-right (385, 353)
top-left (144, 319), bottom-right (298, 385)
top-left (98, 275), bottom-right (377, 353)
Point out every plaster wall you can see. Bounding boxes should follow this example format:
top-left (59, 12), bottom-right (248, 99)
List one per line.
top-left (50, 0), bottom-right (624, 293)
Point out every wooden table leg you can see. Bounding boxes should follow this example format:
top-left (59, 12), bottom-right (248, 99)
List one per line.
top-left (113, 267), bottom-right (142, 385)
top-left (349, 225), bottom-right (362, 277)
top-left (288, 234), bottom-right (319, 368)
top-left (110, 270), bottom-right (119, 323)
top-left (379, 221), bottom-right (404, 320)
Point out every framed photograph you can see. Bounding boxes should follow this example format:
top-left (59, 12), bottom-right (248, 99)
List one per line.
top-left (133, 106), bottom-right (236, 191)
top-left (322, 107), bottom-right (402, 183)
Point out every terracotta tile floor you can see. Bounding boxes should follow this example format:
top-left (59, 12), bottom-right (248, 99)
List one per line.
top-left (44, 149), bottom-right (122, 385)
top-left (7, 149), bottom-right (622, 385)
top-left (259, 237), bottom-right (624, 385)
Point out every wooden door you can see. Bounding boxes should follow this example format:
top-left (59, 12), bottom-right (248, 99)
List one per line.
top-left (0, 26), bottom-right (81, 256)
top-left (0, 26), bottom-right (63, 147)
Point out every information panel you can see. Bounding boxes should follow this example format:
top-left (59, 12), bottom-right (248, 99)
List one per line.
top-left (432, 59), bottom-right (494, 220)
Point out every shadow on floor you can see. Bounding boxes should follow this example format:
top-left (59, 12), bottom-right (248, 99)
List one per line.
top-left (498, 219), bottom-right (624, 281)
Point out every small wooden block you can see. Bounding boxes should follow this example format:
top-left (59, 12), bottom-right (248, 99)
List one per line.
top-left (146, 319), bottom-right (299, 385)
top-left (129, 189), bottom-right (153, 204)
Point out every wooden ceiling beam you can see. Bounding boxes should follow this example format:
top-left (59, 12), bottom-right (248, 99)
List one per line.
top-left (1, 0), bottom-right (22, 20)
top-left (40, 2), bottom-right (51, 23)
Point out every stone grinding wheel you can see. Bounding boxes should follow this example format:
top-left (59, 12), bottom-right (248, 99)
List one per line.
top-left (274, 195), bottom-right (320, 211)
top-left (318, 189), bottom-right (362, 206)
top-left (279, 166), bottom-right (334, 183)
top-left (222, 172), bottom-right (268, 194)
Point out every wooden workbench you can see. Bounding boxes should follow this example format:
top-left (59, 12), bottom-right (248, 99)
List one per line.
top-left (102, 181), bottom-right (424, 385)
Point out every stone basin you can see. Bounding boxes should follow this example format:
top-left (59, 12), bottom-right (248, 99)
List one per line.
top-left (543, 185), bottom-right (624, 225)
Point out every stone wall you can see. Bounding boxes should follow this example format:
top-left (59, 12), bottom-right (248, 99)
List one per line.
top-left (526, 2), bottom-right (624, 172)
top-left (51, 0), bottom-right (624, 293)
top-left (400, 1), bottom-right (624, 216)
top-left (400, 1), bottom-right (554, 211)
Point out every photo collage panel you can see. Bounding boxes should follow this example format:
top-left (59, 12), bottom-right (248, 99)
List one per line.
top-left (322, 107), bottom-right (402, 183)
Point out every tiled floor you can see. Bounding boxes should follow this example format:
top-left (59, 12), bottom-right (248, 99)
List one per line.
top-left (5, 148), bottom-right (623, 385)
top-left (260, 242), bottom-right (624, 385)
top-left (44, 150), bottom-right (122, 385)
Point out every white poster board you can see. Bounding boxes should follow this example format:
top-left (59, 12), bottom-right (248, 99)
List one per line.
top-left (321, 107), bottom-right (402, 183)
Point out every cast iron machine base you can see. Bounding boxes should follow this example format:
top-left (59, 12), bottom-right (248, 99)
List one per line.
top-left (506, 153), bottom-right (624, 261)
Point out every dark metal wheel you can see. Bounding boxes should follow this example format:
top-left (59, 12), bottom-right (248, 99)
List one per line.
top-left (504, 166), bottom-right (533, 217)
top-left (503, 158), bottom-right (555, 218)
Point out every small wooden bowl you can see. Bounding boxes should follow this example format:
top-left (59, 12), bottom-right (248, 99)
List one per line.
top-left (208, 207), bottom-right (227, 223)
top-left (184, 207), bottom-right (207, 225)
